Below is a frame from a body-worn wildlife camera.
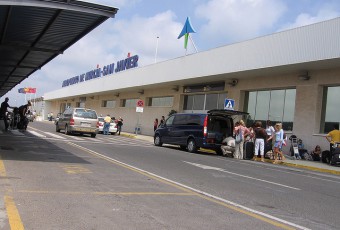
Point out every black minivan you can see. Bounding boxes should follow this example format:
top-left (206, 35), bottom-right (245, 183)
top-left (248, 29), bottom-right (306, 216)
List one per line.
top-left (154, 110), bottom-right (248, 154)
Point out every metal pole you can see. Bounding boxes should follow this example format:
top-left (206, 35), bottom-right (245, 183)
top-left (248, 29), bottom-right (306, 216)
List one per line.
top-left (189, 34), bottom-right (198, 53)
top-left (154, 36), bottom-right (159, 63)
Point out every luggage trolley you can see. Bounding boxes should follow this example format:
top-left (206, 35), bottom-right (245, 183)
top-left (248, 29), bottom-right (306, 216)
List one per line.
top-left (289, 135), bottom-right (300, 159)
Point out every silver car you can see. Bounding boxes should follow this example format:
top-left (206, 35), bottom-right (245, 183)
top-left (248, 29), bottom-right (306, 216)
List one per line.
top-left (55, 108), bottom-right (99, 138)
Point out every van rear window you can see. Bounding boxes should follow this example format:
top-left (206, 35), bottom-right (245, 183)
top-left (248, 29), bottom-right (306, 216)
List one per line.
top-left (74, 109), bottom-right (97, 119)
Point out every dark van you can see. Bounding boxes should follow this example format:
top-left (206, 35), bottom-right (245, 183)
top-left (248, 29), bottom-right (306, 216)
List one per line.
top-left (154, 110), bottom-right (248, 154)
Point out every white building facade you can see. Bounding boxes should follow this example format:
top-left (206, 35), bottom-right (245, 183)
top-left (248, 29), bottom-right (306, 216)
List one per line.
top-left (44, 17), bottom-right (340, 152)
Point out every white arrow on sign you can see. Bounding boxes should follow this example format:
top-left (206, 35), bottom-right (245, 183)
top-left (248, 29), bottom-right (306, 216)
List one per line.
top-left (183, 161), bottom-right (300, 190)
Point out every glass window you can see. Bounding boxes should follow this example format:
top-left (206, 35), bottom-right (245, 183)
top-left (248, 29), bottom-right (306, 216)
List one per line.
top-left (184, 95), bottom-right (194, 110)
top-left (76, 102), bottom-right (85, 108)
top-left (184, 93), bottom-right (227, 111)
top-left (122, 99), bottom-right (138, 108)
top-left (193, 95), bottom-right (205, 110)
top-left (166, 116), bottom-right (175, 125)
top-left (205, 94), bottom-right (218, 110)
top-left (217, 93), bottom-right (227, 109)
top-left (322, 86), bottom-right (340, 133)
top-left (149, 96), bottom-right (173, 107)
top-left (246, 89), bottom-right (296, 131)
top-left (102, 100), bottom-right (116, 108)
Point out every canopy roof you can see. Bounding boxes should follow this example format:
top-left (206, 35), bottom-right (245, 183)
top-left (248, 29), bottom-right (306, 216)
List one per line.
top-left (0, 0), bottom-right (118, 97)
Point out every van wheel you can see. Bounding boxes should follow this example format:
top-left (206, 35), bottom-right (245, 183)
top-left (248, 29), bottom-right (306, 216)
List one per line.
top-left (187, 139), bottom-right (197, 153)
top-left (56, 123), bottom-right (60, 132)
top-left (65, 125), bottom-right (70, 135)
top-left (154, 135), bottom-right (163, 146)
top-left (91, 133), bottom-right (96, 138)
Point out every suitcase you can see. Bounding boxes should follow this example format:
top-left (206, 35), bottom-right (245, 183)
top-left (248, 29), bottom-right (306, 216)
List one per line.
top-left (330, 147), bottom-right (340, 165)
top-left (244, 141), bottom-right (254, 160)
top-left (322, 150), bottom-right (330, 163)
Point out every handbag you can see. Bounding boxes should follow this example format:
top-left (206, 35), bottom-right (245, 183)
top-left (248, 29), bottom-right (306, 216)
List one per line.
top-left (235, 128), bottom-right (243, 144)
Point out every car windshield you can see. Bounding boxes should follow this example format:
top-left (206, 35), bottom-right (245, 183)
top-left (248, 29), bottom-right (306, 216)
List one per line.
top-left (74, 109), bottom-right (97, 119)
top-left (98, 118), bottom-right (104, 122)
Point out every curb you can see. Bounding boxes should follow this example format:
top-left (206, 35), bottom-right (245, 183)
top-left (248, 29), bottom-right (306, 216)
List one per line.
top-left (121, 133), bottom-right (340, 176)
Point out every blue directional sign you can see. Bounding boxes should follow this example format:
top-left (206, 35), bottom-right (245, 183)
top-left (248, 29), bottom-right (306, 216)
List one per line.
top-left (224, 99), bottom-right (235, 110)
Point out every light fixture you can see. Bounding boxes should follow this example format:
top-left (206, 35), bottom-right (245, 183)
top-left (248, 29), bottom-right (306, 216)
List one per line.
top-left (227, 79), bottom-right (238, 87)
top-left (114, 93), bottom-right (120, 97)
top-left (298, 71), bottom-right (311, 81)
top-left (138, 90), bottom-right (144, 95)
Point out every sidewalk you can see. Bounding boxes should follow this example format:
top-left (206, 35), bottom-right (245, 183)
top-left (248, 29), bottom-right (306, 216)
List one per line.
top-left (120, 132), bottom-right (340, 175)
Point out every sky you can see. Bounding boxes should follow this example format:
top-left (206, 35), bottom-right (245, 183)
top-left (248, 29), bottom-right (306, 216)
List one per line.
top-left (3, 0), bottom-right (340, 106)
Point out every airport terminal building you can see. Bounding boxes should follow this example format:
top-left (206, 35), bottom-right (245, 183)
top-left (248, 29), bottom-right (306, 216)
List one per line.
top-left (44, 17), bottom-right (340, 151)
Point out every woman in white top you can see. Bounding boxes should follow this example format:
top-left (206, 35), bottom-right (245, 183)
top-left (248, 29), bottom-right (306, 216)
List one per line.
top-left (234, 120), bottom-right (250, 159)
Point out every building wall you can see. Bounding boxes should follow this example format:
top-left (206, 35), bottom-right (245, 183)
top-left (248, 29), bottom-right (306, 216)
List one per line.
top-left (46, 67), bottom-right (340, 153)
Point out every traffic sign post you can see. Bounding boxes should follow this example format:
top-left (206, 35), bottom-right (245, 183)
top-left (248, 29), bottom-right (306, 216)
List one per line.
top-left (135, 100), bottom-right (144, 135)
top-left (224, 99), bottom-right (235, 110)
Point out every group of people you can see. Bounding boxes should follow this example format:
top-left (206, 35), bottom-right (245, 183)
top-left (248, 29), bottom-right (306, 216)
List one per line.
top-left (103, 114), bottom-right (123, 135)
top-left (0, 97), bottom-right (31, 131)
top-left (222, 120), bottom-right (287, 164)
top-left (153, 116), bottom-right (165, 131)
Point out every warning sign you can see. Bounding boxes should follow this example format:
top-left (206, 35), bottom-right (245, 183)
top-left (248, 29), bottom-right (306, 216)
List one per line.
top-left (136, 100), bottom-right (144, 107)
top-left (224, 99), bottom-right (235, 110)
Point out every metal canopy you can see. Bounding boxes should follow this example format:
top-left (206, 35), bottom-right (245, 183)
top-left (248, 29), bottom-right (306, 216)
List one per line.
top-left (0, 0), bottom-right (118, 97)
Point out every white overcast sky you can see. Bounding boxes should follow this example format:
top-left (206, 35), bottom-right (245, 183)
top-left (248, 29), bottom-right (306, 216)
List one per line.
top-left (3, 0), bottom-right (340, 106)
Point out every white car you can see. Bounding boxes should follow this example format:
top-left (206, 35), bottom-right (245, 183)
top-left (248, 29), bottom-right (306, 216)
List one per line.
top-left (98, 117), bottom-right (117, 135)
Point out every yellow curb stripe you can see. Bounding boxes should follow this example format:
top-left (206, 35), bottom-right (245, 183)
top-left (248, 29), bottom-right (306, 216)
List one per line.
top-left (281, 162), bottom-right (340, 175)
top-left (14, 190), bottom-right (195, 196)
top-left (5, 196), bottom-right (24, 230)
top-left (67, 142), bottom-right (300, 229)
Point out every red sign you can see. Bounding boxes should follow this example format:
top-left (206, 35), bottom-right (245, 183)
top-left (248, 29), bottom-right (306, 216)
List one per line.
top-left (137, 100), bottom-right (144, 107)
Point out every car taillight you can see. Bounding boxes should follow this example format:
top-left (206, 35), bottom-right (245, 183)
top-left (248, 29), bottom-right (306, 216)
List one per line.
top-left (70, 118), bottom-right (74, 126)
top-left (203, 116), bottom-right (208, 137)
top-left (97, 121), bottom-right (100, 128)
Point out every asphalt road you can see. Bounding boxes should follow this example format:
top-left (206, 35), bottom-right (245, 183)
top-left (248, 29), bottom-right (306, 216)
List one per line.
top-left (0, 121), bottom-right (339, 230)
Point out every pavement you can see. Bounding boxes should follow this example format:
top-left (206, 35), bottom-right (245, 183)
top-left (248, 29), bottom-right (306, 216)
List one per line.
top-left (120, 132), bottom-right (340, 175)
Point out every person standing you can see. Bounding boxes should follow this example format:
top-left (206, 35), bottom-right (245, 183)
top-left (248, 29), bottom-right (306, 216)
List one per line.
top-left (325, 124), bottom-right (340, 153)
top-left (153, 118), bottom-right (159, 131)
top-left (159, 116), bottom-right (165, 127)
top-left (271, 123), bottom-right (286, 163)
top-left (117, 117), bottom-right (123, 135)
top-left (0, 97), bottom-right (13, 131)
top-left (253, 121), bottom-right (266, 162)
top-left (265, 120), bottom-right (275, 154)
top-left (103, 114), bottom-right (111, 135)
top-left (234, 120), bottom-right (250, 160)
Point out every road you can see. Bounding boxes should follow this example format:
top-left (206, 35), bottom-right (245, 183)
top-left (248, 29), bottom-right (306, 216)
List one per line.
top-left (0, 121), bottom-right (339, 229)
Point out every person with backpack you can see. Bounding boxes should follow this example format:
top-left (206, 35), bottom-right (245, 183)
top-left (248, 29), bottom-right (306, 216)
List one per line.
top-left (234, 120), bottom-right (250, 160)
top-left (252, 121), bottom-right (267, 162)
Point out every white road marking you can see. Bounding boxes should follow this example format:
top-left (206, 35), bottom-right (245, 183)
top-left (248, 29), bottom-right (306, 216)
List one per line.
top-left (68, 142), bottom-right (310, 230)
top-left (43, 132), bottom-right (66, 139)
top-left (184, 161), bottom-right (301, 191)
top-left (27, 130), bottom-right (46, 138)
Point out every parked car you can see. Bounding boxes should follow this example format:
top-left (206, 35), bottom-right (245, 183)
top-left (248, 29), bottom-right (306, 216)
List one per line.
top-left (154, 110), bottom-right (248, 154)
top-left (55, 108), bottom-right (99, 138)
top-left (97, 117), bottom-right (118, 134)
